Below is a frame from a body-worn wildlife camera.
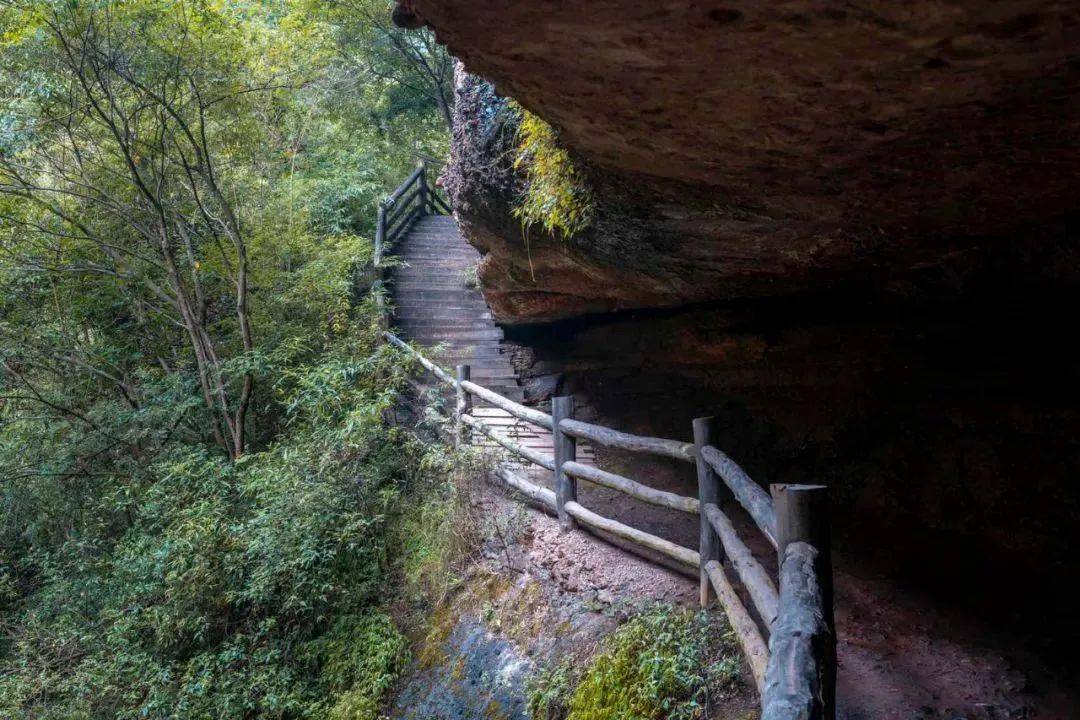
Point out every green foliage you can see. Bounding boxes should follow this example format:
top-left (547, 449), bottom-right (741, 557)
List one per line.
top-left (512, 106), bottom-right (595, 239)
top-left (0, 1), bottom-right (455, 718)
top-left (322, 612), bottom-right (409, 720)
top-left (391, 446), bottom-right (488, 608)
top-left (527, 658), bottom-right (577, 720)
top-left (528, 604), bottom-right (744, 720)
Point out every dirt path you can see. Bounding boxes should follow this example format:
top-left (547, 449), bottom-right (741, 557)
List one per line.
top-left (518, 450), bottom-right (1078, 720)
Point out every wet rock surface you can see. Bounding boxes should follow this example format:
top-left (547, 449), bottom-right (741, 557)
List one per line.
top-left (392, 617), bottom-right (533, 720)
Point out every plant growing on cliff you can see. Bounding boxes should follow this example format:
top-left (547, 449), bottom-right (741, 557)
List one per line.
top-left (528, 604), bottom-right (743, 720)
top-left (512, 105), bottom-right (595, 240)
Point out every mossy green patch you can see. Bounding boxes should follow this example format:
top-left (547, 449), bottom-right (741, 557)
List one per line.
top-left (528, 604), bottom-right (744, 720)
top-left (512, 105), bottom-right (595, 240)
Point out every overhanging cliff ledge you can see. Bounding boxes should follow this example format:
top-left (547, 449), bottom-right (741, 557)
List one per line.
top-left (407, 0), bottom-right (1076, 322)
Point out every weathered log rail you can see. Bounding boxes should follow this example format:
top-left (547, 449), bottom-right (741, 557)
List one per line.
top-left (371, 170), bottom-right (835, 719)
top-left (384, 331), bottom-right (836, 719)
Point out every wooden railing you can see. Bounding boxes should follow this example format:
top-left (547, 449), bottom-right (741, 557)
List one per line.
top-left (372, 162), bottom-right (451, 317)
top-left (383, 331), bottom-right (837, 719)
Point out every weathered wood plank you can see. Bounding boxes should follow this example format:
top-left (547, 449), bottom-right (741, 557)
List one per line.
top-left (462, 414), bottom-right (555, 470)
top-left (460, 380), bottom-right (553, 430)
top-left (383, 331), bottom-right (455, 387)
top-left (563, 500), bottom-right (699, 568)
top-left (705, 559), bottom-right (770, 694)
top-left (562, 460), bottom-right (698, 514)
top-left (704, 503), bottom-right (779, 629)
top-left (761, 542), bottom-right (831, 720)
top-left (558, 419), bottom-right (694, 462)
top-left (701, 445), bottom-right (777, 547)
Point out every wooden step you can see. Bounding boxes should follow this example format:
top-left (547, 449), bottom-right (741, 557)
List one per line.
top-left (390, 217), bottom-right (534, 410)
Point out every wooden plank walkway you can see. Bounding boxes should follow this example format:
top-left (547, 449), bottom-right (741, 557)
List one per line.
top-left (388, 215), bottom-right (593, 465)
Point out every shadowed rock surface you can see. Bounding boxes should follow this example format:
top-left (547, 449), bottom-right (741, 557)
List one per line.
top-left (425, 0), bottom-right (1077, 321)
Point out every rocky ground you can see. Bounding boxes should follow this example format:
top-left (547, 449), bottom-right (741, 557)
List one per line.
top-left (387, 457), bottom-right (1078, 719)
top-left (388, 484), bottom-right (756, 720)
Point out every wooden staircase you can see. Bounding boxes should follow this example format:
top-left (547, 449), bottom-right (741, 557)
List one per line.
top-left (389, 215), bottom-right (522, 401)
top-left (387, 214), bottom-right (593, 466)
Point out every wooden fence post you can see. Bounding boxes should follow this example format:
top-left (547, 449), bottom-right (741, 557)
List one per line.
top-left (693, 416), bottom-right (721, 608)
top-left (374, 202), bottom-right (387, 325)
top-left (455, 364), bottom-right (471, 448)
top-left (766, 484), bottom-right (835, 720)
top-left (552, 395), bottom-right (577, 531)
top-left (417, 161), bottom-right (428, 214)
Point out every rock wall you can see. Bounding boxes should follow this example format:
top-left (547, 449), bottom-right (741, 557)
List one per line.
top-left (426, 0), bottom-right (1078, 322)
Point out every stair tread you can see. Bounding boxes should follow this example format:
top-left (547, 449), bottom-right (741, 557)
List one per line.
top-left (390, 216), bottom-right (530, 409)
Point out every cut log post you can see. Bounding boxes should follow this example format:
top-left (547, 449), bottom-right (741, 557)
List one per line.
top-left (765, 484), bottom-right (835, 720)
top-left (417, 161), bottom-right (428, 214)
top-left (694, 416), bottom-right (721, 607)
top-left (455, 364), bottom-right (470, 448)
top-left (374, 202), bottom-right (387, 324)
top-left (552, 396), bottom-right (577, 531)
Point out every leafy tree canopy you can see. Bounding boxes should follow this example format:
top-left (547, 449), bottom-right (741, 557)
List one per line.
top-left (0, 1), bottom-right (452, 716)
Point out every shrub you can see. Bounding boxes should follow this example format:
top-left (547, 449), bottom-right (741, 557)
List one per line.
top-left (528, 604), bottom-right (743, 720)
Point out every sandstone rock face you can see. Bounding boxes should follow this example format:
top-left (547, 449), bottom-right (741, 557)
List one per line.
top-left (425, 1), bottom-right (1076, 322)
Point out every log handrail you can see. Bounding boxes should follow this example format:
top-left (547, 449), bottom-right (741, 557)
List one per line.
top-left (563, 460), bottom-right (698, 514)
top-left (564, 500), bottom-right (699, 568)
top-left (382, 331), bottom-right (455, 387)
top-left (700, 445), bottom-right (778, 548)
top-left (460, 380), bottom-right (553, 429)
top-left (374, 166), bottom-right (835, 720)
top-left (705, 502), bottom-right (778, 629)
top-left (462, 413), bottom-right (555, 470)
top-left (372, 161), bottom-right (450, 323)
top-left (558, 418), bottom-right (695, 462)
top-left (705, 559), bottom-right (770, 692)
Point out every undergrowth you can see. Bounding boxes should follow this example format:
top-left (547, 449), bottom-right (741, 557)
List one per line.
top-left (527, 604), bottom-right (744, 720)
top-left (391, 444), bottom-right (489, 610)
